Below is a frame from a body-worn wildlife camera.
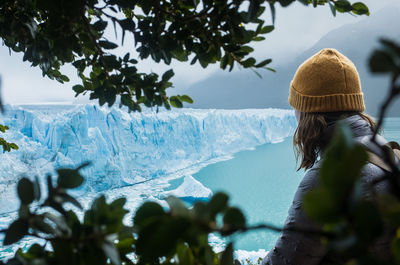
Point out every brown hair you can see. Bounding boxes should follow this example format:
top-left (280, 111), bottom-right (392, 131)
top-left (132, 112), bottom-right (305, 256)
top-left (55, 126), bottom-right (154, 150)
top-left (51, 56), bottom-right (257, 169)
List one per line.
top-left (293, 112), bottom-right (376, 171)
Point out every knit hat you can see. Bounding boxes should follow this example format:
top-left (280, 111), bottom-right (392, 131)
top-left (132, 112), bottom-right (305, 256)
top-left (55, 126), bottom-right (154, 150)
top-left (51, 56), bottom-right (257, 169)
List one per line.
top-left (288, 48), bottom-right (365, 113)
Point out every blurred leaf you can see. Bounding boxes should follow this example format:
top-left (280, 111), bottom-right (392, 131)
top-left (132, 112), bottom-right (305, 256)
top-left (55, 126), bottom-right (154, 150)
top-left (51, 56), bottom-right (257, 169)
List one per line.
top-left (209, 192), bottom-right (229, 218)
top-left (220, 242), bottom-right (234, 265)
top-left (177, 243), bottom-right (195, 265)
top-left (33, 176), bottom-right (41, 201)
top-left (58, 192), bottom-right (83, 209)
top-left (17, 178), bottom-right (35, 205)
top-left (369, 50), bottom-right (398, 74)
top-left (56, 163), bottom-right (88, 189)
top-left (134, 201), bottom-right (165, 227)
top-left (32, 215), bottom-right (56, 234)
top-left (223, 207), bottom-right (246, 230)
top-left (303, 188), bottom-right (340, 222)
top-left (136, 216), bottom-right (191, 262)
top-left (4, 219), bottom-right (29, 245)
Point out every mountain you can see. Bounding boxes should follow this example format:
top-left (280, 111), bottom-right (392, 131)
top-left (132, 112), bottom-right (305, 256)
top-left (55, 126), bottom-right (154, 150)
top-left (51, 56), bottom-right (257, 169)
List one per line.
top-left (181, 6), bottom-right (400, 116)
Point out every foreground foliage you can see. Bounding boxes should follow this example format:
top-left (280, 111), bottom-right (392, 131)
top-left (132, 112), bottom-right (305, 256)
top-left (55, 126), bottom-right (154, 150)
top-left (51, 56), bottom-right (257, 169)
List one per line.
top-left (0, 0), bottom-right (368, 111)
top-left (0, 161), bottom-right (250, 265)
top-left (3, 1), bottom-right (400, 265)
top-left (1, 39), bottom-right (400, 265)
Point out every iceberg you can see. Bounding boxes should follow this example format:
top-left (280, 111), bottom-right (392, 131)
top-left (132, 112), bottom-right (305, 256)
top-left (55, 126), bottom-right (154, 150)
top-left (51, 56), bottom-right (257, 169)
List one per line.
top-left (0, 104), bottom-right (297, 213)
top-left (164, 175), bottom-right (213, 201)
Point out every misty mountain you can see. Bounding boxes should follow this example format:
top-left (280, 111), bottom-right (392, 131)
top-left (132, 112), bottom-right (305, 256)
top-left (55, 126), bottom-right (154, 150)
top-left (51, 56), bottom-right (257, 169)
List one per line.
top-left (181, 6), bottom-right (400, 116)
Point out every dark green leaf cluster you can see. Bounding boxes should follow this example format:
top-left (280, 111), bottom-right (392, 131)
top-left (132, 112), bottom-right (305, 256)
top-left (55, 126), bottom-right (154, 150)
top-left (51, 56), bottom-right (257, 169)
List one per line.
top-left (1, 162), bottom-right (249, 265)
top-left (370, 39), bottom-right (400, 77)
top-left (0, 124), bottom-right (18, 152)
top-left (0, 0), bottom-right (367, 112)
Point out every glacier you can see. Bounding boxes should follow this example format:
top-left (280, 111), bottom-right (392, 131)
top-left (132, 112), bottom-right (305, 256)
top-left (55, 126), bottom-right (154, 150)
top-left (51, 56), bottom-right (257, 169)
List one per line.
top-left (0, 104), bottom-right (296, 214)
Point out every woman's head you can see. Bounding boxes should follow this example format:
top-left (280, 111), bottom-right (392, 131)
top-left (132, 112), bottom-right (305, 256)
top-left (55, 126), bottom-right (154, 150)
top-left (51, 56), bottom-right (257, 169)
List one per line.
top-left (289, 48), bottom-right (374, 170)
top-left (289, 48), bottom-right (365, 113)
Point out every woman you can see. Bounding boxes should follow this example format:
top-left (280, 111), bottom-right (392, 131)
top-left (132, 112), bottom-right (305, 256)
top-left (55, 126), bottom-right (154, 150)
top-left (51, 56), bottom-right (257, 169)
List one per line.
top-left (262, 48), bottom-right (393, 265)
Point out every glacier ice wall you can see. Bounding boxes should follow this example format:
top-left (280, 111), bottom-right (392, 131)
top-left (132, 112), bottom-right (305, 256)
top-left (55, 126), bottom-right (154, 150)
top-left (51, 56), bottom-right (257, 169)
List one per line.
top-left (0, 104), bottom-right (296, 212)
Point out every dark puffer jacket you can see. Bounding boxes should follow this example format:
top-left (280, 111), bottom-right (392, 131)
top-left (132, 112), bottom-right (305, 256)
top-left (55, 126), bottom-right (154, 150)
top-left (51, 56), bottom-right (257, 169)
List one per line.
top-left (262, 114), bottom-right (394, 265)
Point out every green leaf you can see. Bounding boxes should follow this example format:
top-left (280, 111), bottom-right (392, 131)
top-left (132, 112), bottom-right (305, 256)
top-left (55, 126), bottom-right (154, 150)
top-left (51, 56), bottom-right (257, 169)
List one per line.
top-left (57, 168), bottom-right (84, 189)
top-left (303, 188), bottom-right (341, 222)
top-left (179, 95), bottom-right (193, 104)
top-left (17, 177), bottom-right (35, 205)
top-left (352, 2), bottom-right (370, 15)
top-left (32, 215), bottom-right (56, 234)
top-left (92, 20), bottom-right (108, 31)
top-left (4, 219), bottom-right (29, 245)
top-left (392, 238), bottom-right (400, 263)
top-left (255, 58), bottom-right (272, 68)
top-left (334, 0), bottom-right (352, 13)
top-left (99, 40), bottom-right (119, 50)
top-left (369, 50), bottom-right (398, 74)
top-left (223, 207), bottom-right (246, 229)
top-left (59, 75), bottom-right (70, 82)
top-left (18, 204), bottom-right (29, 219)
top-left (44, 213), bottom-right (70, 232)
top-left (57, 192), bottom-right (83, 209)
top-left (209, 192), bottom-right (229, 218)
top-left (241, 58), bottom-right (256, 68)
top-left (220, 243), bottom-right (234, 265)
top-left (72, 85), bottom-right (85, 96)
top-left (119, 18), bottom-right (136, 31)
top-left (162, 69), bottom-right (174, 81)
top-left (327, 0), bottom-right (336, 16)
top-left (247, 1), bottom-right (261, 22)
top-left (135, 216), bottom-right (191, 262)
top-left (260, 25), bottom-right (274, 34)
top-left (0, 124), bottom-right (8, 133)
top-left (169, 96), bottom-right (183, 108)
top-left (134, 201), bottom-right (165, 227)
top-left (177, 243), bottom-right (195, 265)
top-left (10, 143), bottom-right (19, 150)
top-left (240, 46), bottom-right (254, 53)
top-left (123, 53), bottom-right (130, 62)
top-left (253, 36), bottom-right (265, 41)
top-left (353, 201), bottom-right (383, 240)
top-left (269, 3), bottom-right (276, 24)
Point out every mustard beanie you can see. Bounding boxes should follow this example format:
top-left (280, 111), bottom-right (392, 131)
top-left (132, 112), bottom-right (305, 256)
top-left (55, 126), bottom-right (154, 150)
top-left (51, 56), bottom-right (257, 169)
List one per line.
top-left (289, 48), bottom-right (365, 113)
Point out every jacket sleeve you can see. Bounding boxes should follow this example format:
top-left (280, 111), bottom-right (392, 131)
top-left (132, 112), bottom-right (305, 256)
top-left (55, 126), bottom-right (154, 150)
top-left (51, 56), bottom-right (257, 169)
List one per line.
top-left (262, 167), bottom-right (327, 265)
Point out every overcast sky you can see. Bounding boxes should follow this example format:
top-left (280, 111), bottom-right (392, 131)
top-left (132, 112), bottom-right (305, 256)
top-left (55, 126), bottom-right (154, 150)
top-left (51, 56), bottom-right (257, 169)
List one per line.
top-left (0, 0), bottom-right (398, 105)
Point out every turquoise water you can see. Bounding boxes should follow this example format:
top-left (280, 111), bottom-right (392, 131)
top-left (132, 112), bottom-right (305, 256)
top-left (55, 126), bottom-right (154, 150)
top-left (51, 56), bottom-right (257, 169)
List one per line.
top-left (193, 117), bottom-right (400, 251)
